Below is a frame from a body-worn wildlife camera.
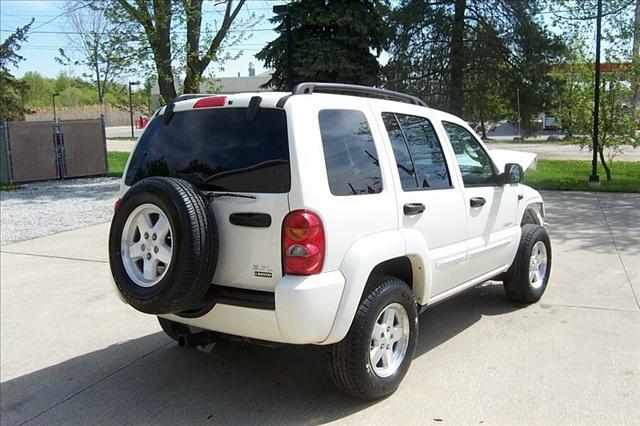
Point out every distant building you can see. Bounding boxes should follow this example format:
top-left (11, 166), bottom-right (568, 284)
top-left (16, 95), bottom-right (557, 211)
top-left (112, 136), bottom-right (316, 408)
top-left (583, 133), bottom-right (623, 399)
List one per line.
top-left (150, 63), bottom-right (273, 109)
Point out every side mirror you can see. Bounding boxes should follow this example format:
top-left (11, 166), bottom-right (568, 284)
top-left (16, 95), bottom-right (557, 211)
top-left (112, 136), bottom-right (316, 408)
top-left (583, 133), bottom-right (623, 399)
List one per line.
top-left (503, 163), bottom-right (524, 184)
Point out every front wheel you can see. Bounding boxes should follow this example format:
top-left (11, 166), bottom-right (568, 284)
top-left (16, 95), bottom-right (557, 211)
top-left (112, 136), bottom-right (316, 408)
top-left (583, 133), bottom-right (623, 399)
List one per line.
top-left (503, 224), bottom-right (552, 303)
top-left (328, 275), bottom-right (418, 400)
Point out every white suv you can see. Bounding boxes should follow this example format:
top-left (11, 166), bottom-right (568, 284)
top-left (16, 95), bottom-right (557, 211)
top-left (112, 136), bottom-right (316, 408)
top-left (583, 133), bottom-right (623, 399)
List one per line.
top-left (109, 83), bottom-right (551, 400)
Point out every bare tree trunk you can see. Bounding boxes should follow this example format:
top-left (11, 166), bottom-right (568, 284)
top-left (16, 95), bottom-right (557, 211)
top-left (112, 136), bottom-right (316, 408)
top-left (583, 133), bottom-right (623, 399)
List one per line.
top-left (598, 146), bottom-right (611, 181)
top-left (448, 0), bottom-right (466, 116)
top-left (183, 0), bottom-right (204, 94)
top-left (151, 3), bottom-right (176, 104)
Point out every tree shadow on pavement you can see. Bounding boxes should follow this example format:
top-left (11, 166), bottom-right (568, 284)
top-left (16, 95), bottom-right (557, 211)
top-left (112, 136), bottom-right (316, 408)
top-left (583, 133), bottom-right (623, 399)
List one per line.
top-left (1, 282), bottom-right (522, 426)
top-left (541, 191), bottom-right (640, 256)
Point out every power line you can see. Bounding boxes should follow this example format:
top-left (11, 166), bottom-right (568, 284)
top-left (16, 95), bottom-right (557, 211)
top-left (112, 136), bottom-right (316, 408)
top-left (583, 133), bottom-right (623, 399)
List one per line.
top-left (0, 28), bottom-right (275, 35)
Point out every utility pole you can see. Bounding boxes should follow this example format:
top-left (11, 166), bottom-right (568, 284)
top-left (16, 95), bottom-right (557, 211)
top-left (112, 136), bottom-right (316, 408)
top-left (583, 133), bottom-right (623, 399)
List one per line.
top-left (517, 88), bottom-right (522, 140)
top-left (589, 0), bottom-right (602, 185)
top-left (631, 0), bottom-right (639, 124)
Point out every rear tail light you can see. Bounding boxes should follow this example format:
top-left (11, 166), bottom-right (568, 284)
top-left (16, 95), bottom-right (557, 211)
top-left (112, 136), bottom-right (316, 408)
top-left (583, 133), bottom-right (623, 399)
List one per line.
top-left (282, 210), bottom-right (325, 275)
top-left (193, 96), bottom-right (227, 108)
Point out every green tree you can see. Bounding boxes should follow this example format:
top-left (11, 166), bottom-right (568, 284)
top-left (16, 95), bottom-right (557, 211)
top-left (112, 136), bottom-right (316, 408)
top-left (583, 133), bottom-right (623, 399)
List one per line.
top-left (384, 0), bottom-right (564, 130)
top-left (111, 0), bottom-right (250, 104)
top-left (549, 0), bottom-right (639, 181)
top-left (554, 60), bottom-right (637, 181)
top-left (57, 1), bottom-right (137, 105)
top-left (0, 19), bottom-right (33, 121)
top-left (256, 0), bottom-right (390, 90)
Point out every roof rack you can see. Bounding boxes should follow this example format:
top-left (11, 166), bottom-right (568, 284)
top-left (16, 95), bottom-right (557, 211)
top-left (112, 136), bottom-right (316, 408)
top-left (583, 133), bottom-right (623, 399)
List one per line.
top-left (292, 82), bottom-right (427, 107)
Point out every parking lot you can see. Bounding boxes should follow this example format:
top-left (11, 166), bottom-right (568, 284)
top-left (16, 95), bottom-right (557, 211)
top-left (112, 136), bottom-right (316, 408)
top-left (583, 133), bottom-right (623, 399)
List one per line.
top-left (1, 191), bottom-right (639, 425)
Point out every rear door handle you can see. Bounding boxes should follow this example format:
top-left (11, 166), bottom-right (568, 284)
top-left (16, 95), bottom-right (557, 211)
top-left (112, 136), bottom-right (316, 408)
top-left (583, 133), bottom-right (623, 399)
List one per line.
top-left (470, 197), bottom-right (486, 207)
top-left (404, 203), bottom-right (425, 216)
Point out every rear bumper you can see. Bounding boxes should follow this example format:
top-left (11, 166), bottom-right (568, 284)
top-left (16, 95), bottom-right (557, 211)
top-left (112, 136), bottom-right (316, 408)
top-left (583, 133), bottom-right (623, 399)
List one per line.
top-left (161, 270), bottom-right (345, 345)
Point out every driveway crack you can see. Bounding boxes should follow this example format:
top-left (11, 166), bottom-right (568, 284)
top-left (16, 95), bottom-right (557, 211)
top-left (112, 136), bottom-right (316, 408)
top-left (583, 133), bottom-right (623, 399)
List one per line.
top-left (595, 193), bottom-right (640, 310)
top-left (0, 251), bottom-right (108, 264)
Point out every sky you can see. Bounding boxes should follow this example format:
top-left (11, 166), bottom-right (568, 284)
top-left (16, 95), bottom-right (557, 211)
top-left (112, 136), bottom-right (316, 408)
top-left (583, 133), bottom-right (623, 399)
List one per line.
top-left (0, 0), bottom-right (286, 81)
top-left (0, 0), bottom-right (631, 86)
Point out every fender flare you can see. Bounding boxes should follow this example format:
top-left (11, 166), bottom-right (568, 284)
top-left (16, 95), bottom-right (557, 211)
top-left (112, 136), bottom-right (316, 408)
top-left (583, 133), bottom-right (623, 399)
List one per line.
top-left (323, 229), bottom-right (432, 344)
top-left (518, 197), bottom-right (544, 226)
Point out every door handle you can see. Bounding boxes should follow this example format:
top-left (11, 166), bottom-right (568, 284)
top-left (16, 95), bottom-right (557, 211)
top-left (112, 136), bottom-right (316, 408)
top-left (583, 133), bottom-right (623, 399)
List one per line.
top-left (470, 197), bottom-right (486, 207)
top-left (404, 203), bottom-right (425, 216)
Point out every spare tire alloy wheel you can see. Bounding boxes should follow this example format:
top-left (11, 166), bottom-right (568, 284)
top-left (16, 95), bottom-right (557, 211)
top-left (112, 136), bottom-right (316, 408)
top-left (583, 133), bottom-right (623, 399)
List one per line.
top-left (109, 177), bottom-right (219, 315)
top-left (121, 203), bottom-right (173, 287)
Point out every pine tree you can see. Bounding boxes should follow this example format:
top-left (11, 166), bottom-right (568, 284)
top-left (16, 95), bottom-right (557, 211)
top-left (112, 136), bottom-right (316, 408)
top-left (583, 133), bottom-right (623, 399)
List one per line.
top-left (256, 0), bottom-right (389, 90)
top-left (0, 20), bottom-right (33, 121)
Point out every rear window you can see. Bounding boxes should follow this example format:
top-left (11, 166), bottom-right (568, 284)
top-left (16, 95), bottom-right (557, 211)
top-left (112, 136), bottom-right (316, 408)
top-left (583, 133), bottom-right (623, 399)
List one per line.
top-left (125, 108), bottom-right (290, 193)
top-left (319, 109), bottom-right (383, 196)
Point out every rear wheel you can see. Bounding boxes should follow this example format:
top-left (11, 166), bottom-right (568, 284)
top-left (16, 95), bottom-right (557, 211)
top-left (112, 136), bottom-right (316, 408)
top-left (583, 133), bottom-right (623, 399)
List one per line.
top-left (328, 275), bottom-right (418, 400)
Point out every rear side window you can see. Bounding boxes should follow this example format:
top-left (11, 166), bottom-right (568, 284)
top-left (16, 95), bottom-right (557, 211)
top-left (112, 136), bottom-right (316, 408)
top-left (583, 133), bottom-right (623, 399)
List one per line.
top-left (125, 108), bottom-right (290, 193)
top-left (319, 109), bottom-right (383, 196)
top-left (382, 112), bottom-right (451, 190)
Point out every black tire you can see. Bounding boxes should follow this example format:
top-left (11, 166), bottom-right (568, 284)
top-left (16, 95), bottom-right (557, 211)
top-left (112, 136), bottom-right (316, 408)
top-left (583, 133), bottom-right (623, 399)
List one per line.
top-left (503, 224), bottom-right (552, 303)
top-left (328, 275), bottom-right (418, 400)
top-left (109, 177), bottom-right (218, 315)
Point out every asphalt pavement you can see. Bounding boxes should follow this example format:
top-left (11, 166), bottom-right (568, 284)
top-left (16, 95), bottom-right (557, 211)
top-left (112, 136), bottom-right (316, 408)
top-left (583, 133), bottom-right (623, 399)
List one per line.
top-left (1, 191), bottom-right (639, 425)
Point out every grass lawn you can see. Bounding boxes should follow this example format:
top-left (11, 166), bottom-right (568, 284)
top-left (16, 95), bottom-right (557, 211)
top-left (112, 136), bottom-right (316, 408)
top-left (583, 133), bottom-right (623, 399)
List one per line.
top-left (525, 160), bottom-right (640, 193)
top-left (106, 154), bottom-right (638, 193)
top-left (107, 136), bottom-right (137, 141)
top-left (108, 151), bottom-right (130, 176)
top-left (0, 183), bottom-right (20, 191)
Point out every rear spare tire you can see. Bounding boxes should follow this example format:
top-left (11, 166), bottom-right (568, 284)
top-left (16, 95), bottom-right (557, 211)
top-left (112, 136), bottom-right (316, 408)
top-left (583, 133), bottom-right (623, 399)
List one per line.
top-left (109, 177), bottom-right (218, 314)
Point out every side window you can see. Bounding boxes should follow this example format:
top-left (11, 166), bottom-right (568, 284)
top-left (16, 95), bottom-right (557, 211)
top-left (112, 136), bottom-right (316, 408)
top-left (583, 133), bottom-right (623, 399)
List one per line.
top-left (442, 122), bottom-right (497, 186)
top-left (319, 109), bottom-right (383, 196)
top-left (381, 113), bottom-right (417, 190)
top-left (381, 112), bottom-right (451, 190)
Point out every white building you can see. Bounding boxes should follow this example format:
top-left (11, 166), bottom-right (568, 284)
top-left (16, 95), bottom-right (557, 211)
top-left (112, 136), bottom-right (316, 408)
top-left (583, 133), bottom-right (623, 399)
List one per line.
top-left (150, 63), bottom-right (273, 108)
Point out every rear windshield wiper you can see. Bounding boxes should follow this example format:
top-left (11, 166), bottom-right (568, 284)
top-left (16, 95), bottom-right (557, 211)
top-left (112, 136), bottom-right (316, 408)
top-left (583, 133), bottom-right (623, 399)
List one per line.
top-left (209, 192), bottom-right (257, 200)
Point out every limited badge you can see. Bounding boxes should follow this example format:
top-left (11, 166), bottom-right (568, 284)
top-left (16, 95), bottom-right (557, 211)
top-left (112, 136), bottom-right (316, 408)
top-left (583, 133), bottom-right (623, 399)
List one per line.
top-left (253, 264), bottom-right (273, 278)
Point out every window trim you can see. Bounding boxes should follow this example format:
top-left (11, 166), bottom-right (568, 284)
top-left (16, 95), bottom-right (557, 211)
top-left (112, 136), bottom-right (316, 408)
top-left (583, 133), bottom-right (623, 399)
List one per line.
top-left (382, 112), bottom-right (454, 192)
top-left (389, 113), bottom-right (420, 189)
top-left (442, 120), bottom-right (501, 188)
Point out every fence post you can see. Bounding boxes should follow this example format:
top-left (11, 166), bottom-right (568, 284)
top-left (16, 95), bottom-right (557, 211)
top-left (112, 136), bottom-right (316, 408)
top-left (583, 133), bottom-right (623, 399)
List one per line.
top-left (100, 114), bottom-right (109, 176)
top-left (53, 118), bottom-right (67, 179)
top-left (0, 121), bottom-right (15, 184)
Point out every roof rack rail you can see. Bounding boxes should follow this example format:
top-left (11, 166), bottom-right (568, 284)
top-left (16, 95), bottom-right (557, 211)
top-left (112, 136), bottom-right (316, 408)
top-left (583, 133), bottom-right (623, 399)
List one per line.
top-left (292, 82), bottom-right (427, 107)
top-left (172, 93), bottom-right (212, 102)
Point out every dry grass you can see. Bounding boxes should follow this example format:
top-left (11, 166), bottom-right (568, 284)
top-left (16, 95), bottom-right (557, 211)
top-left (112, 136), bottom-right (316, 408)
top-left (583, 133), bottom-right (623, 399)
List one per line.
top-left (26, 105), bottom-right (146, 127)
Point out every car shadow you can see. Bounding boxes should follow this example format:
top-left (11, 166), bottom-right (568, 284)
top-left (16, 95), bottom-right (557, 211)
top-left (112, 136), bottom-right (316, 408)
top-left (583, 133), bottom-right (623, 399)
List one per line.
top-left (1, 282), bottom-right (522, 425)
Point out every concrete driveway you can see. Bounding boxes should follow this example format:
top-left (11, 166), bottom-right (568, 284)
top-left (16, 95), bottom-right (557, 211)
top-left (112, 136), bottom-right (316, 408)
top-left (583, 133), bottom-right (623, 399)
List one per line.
top-left (1, 191), bottom-right (638, 425)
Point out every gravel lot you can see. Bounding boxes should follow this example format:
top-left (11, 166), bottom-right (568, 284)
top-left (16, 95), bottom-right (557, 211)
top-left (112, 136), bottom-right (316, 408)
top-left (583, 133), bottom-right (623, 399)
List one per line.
top-left (0, 177), bottom-right (119, 245)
